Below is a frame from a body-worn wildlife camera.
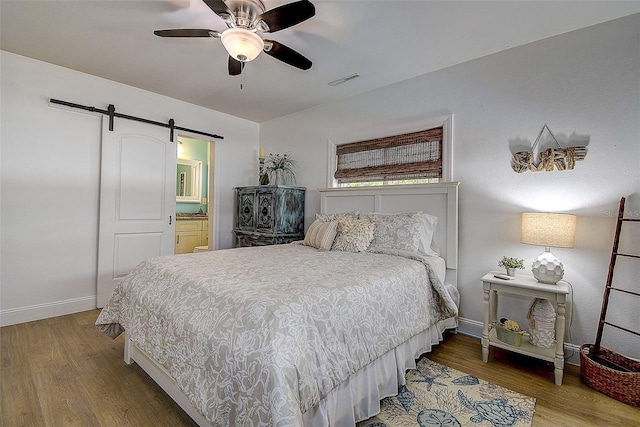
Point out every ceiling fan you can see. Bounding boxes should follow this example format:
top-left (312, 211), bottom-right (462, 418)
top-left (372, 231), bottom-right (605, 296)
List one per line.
top-left (154, 0), bottom-right (315, 76)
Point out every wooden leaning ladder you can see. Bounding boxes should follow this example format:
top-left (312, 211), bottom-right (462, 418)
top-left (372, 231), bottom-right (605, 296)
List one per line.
top-left (592, 197), bottom-right (640, 368)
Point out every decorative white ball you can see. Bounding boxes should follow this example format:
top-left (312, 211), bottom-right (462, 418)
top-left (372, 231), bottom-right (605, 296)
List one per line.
top-left (532, 251), bottom-right (564, 284)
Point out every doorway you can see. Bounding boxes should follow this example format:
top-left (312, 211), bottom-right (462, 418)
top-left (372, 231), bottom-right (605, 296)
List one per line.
top-left (175, 135), bottom-right (215, 253)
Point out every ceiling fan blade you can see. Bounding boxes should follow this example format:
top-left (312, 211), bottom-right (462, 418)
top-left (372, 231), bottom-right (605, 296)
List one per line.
top-left (263, 40), bottom-right (311, 70)
top-left (257, 0), bottom-right (315, 33)
top-left (202, 0), bottom-right (233, 18)
top-left (154, 29), bottom-right (220, 38)
top-left (228, 56), bottom-right (245, 76)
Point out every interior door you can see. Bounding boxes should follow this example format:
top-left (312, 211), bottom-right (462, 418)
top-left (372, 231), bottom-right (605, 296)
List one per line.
top-left (97, 116), bottom-right (176, 307)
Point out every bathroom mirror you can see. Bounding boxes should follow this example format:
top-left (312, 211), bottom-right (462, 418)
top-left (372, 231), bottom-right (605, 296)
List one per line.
top-left (176, 158), bottom-right (202, 203)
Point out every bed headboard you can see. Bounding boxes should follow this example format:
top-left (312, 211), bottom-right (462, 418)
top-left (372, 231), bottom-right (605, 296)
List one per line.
top-left (318, 182), bottom-right (459, 284)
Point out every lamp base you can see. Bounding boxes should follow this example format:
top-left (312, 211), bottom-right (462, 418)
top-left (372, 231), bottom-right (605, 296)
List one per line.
top-left (532, 249), bottom-right (564, 284)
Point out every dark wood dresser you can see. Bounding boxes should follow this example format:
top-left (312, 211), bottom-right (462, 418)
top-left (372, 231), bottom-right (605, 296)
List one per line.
top-left (233, 185), bottom-right (305, 247)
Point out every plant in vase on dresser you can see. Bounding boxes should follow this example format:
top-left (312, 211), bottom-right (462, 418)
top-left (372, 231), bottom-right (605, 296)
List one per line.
top-left (264, 152), bottom-right (297, 185)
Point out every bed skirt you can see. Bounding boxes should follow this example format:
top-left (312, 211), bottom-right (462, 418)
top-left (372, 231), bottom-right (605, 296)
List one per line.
top-left (303, 316), bottom-right (457, 426)
top-left (125, 317), bottom-right (457, 427)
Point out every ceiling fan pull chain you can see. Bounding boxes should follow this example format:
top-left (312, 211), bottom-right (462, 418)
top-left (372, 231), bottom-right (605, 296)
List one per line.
top-left (240, 63), bottom-right (245, 90)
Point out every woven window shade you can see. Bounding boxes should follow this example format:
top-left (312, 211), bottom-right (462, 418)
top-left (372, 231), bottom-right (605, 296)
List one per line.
top-left (334, 127), bottom-right (443, 183)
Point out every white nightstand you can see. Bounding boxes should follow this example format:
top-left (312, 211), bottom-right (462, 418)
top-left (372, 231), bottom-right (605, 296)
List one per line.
top-left (481, 272), bottom-right (569, 385)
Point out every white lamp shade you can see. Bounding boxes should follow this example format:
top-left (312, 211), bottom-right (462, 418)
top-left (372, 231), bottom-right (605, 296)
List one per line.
top-left (221, 28), bottom-right (264, 62)
top-left (521, 212), bottom-right (576, 284)
top-left (521, 212), bottom-right (576, 248)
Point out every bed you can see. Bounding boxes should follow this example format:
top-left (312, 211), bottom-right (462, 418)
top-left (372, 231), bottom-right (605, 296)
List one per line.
top-left (96, 182), bottom-right (460, 427)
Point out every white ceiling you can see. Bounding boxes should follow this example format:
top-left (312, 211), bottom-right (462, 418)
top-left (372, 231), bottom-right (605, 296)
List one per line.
top-left (2, 1), bottom-right (639, 123)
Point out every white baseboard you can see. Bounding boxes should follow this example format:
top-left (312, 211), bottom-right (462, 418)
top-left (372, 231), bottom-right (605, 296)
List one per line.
top-left (455, 316), bottom-right (581, 366)
top-left (0, 296), bottom-right (96, 327)
top-left (457, 316), bottom-right (483, 337)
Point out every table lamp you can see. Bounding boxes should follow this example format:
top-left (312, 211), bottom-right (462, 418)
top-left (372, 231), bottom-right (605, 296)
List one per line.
top-left (521, 212), bottom-right (576, 284)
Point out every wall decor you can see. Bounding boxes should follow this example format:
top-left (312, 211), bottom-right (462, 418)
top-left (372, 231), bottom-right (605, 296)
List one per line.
top-left (511, 124), bottom-right (587, 173)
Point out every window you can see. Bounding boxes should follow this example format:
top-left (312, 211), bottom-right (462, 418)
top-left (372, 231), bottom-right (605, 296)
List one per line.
top-left (334, 127), bottom-right (443, 186)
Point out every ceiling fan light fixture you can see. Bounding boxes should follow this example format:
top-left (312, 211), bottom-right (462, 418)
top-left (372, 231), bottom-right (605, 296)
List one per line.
top-left (221, 28), bottom-right (264, 62)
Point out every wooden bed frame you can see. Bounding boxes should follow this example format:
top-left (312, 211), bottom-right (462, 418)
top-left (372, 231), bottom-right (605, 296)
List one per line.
top-left (123, 182), bottom-right (460, 426)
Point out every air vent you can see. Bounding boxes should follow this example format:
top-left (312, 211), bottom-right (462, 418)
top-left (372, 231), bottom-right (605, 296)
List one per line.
top-left (328, 73), bottom-right (360, 87)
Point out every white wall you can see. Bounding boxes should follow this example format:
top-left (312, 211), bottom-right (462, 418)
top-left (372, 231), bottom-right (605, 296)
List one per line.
top-left (0, 51), bottom-right (259, 325)
top-left (260, 14), bottom-right (640, 360)
top-left (2, 15), bottom-right (638, 360)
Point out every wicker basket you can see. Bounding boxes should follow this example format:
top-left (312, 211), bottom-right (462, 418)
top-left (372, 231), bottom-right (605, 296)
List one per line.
top-left (580, 344), bottom-right (640, 407)
top-left (495, 323), bottom-right (525, 347)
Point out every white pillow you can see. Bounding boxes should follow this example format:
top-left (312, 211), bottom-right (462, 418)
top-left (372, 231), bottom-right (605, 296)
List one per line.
top-left (331, 217), bottom-right (375, 252)
top-left (365, 212), bottom-right (422, 253)
top-left (417, 212), bottom-right (439, 256)
top-left (303, 220), bottom-right (338, 251)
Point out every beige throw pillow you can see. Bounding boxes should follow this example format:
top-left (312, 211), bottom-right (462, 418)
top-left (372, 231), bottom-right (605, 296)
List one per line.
top-left (303, 220), bottom-right (338, 251)
top-left (331, 217), bottom-right (375, 252)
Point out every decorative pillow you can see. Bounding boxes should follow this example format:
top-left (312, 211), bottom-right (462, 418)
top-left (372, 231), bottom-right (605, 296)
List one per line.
top-left (331, 217), bottom-right (375, 252)
top-left (316, 211), bottom-right (360, 222)
top-left (365, 212), bottom-right (422, 253)
top-left (417, 212), bottom-right (439, 256)
top-left (303, 220), bottom-right (338, 251)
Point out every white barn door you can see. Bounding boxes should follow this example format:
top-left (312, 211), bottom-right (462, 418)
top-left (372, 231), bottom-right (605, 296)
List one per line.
top-left (97, 116), bottom-right (176, 307)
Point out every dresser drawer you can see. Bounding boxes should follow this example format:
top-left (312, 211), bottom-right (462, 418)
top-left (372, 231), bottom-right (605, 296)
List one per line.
top-left (234, 231), bottom-right (303, 248)
top-left (176, 220), bottom-right (202, 232)
top-left (256, 192), bottom-right (275, 232)
top-left (237, 192), bottom-right (255, 230)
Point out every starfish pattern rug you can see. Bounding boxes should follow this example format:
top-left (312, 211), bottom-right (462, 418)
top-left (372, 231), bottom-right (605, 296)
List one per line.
top-left (357, 358), bottom-right (536, 427)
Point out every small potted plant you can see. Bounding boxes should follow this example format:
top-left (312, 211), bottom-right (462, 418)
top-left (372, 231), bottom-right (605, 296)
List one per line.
top-left (496, 318), bottom-right (526, 347)
top-left (264, 152), bottom-right (297, 185)
top-left (498, 256), bottom-right (524, 277)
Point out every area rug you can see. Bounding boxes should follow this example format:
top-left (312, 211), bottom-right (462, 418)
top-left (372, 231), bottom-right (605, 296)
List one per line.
top-left (357, 358), bottom-right (536, 427)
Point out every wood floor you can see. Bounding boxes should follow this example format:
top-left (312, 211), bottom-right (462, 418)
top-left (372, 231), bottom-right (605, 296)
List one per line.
top-left (1, 310), bottom-right (638, 426)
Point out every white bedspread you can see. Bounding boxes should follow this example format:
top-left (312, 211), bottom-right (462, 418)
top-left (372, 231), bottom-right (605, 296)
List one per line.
top-left (96, 244), bottom-right (458, 427)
